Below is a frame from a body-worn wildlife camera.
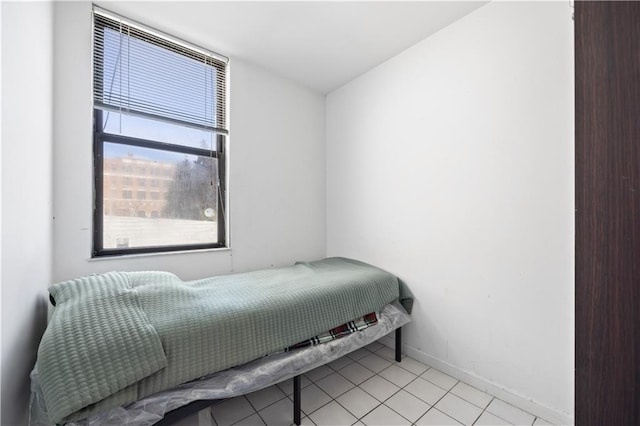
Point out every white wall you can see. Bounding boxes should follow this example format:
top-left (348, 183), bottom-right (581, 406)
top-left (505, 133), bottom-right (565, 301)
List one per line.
top-left (0, 2), bottom-right (3, 420)
top-left (1, 1), bottom-right (574, 423)
top-left (0, 3), bottom-right (3, 422)
top-left (1, 2), bottom-right (54, 424)
top-left (326, 2), bottom-right (574, 423)
top-left (0, 1), bottom-right (324, 422)
top-left (53, 2), bottom-right (326, 282)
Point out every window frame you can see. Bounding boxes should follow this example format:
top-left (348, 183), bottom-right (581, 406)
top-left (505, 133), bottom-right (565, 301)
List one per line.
top-left (92, 11), bottom-right (228, 258)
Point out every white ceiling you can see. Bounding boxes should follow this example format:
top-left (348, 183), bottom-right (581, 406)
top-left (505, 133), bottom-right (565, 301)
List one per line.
top-left (95, 1), bottom-right (487, 94)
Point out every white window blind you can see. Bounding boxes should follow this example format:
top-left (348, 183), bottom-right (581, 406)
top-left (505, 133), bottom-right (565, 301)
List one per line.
top-left (93, 9), bottom-right (228, 133)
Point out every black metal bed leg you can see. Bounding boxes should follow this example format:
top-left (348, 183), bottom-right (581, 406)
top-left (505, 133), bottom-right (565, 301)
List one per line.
top-left (293, 375), bottom-right (301, 425)
top-left (395, 327), bottom-right (402, 362)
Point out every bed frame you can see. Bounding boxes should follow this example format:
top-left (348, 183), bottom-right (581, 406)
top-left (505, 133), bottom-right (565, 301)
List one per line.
top-left (154, 328), bottom-right (403, 426)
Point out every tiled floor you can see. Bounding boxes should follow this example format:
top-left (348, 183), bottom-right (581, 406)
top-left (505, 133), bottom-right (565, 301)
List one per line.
top-left (174, 342), bottom-right (554, 426)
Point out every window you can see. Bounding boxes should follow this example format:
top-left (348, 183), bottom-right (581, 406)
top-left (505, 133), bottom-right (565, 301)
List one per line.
top-left (93, 8), bottom-right (228, 256)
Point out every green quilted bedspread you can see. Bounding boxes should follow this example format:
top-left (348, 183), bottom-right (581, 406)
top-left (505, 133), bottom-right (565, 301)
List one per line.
top-left (37, 257), bottom-right (411, 424)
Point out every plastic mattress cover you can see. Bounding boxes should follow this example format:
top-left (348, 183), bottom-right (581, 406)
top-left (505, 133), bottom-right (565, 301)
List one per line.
top-left (30, 302), bottom-right (410, 426)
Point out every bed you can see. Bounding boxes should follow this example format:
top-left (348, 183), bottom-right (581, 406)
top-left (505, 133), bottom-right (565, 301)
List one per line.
top-left (30, 257), bottom-right (413, 425)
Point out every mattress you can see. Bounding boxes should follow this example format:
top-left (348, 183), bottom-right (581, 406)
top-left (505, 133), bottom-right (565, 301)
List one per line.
top-left (36, 257), bottom-right (412, 423)
top-left (30, 302), bottom-right (410, 426)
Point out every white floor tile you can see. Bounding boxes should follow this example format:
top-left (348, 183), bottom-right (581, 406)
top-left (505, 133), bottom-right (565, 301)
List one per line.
top-left (396, 357), bottom-right (429, 376)
top-left (210, 396), bottom-right (256, 426)
top-left (336, 387), bottom-right (380, 419)
top-left (296, 416), bottom-right (316, 426)
top-left (384, 389), bottom-right (431, 423)
top-left (421, 368), bottom-right (459, 390)
top-left (198, 408), bottom-right (216, 426)
top-left (258, 397), bottom-right (294, 426)
top-left (233, 413), bottom-right (265, 425)
top-left (359, 375), bottom-right (401, 402)
top-left (277, 376), bottom-right (311, 396)
top-left (339, 361), bottom-right (375, 385)
top-left (308, 401), bottom-right (357, 426)
top-left (474, 411), bottom-right (511, 425)
top-left (450, 382), bottom-right (493, 409)
top-left (365, 341), bottom-right (385, 352)
top-left (533, 417), bottom-right (554, 425)
top-left (378, 364), bottom-right (417, 388)
top-left (434, 393), bottom-right (482, 425)
top-left (305, 365), bottom-right (334, 383)
top-left (416, 408), bottom-right (463, 425)
top-left (315, 372), bottom-right (355, 398)
top-left (328, 355), bottom-right (354, 371)
top-left (361, 404), bottom-right (411, 426)
top-left (170, 412), bottom-right (201, 426)
top-left (347, 348), bottom-right (371, 361)
top-left (246, 385), bottom-right (287, 411)
top-left (404, 377), bottom-right (447, 405)
top-left (298, 417), bottom-right (316, 426)
top-left (486, 399), bottom-right (535, 425)
top-left (297, 383), bottom-right (332, 415)
top-left (358, 353), bottom-right (392, 373)
top-left (182, 355), bottom-right (543, 426)
top-left (376, 346), bottom-right (405, 362)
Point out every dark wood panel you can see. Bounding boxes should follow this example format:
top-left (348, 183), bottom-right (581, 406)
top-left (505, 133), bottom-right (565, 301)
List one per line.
top-left (575, 1), bottom-right (640, 425)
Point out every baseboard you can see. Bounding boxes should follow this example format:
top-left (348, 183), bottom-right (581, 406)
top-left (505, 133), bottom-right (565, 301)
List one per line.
top-left (378, 336), bottom-right (573, 426)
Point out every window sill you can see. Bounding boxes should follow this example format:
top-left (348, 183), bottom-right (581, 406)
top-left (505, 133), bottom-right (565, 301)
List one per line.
top-left (88, 246), bottom-right (231, 262)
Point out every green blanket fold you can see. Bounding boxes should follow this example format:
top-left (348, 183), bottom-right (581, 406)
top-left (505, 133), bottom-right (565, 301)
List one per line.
top-left (37, 257), bottom-right (410, 423)
top-left (38, 272), bottom-right (168, 424)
